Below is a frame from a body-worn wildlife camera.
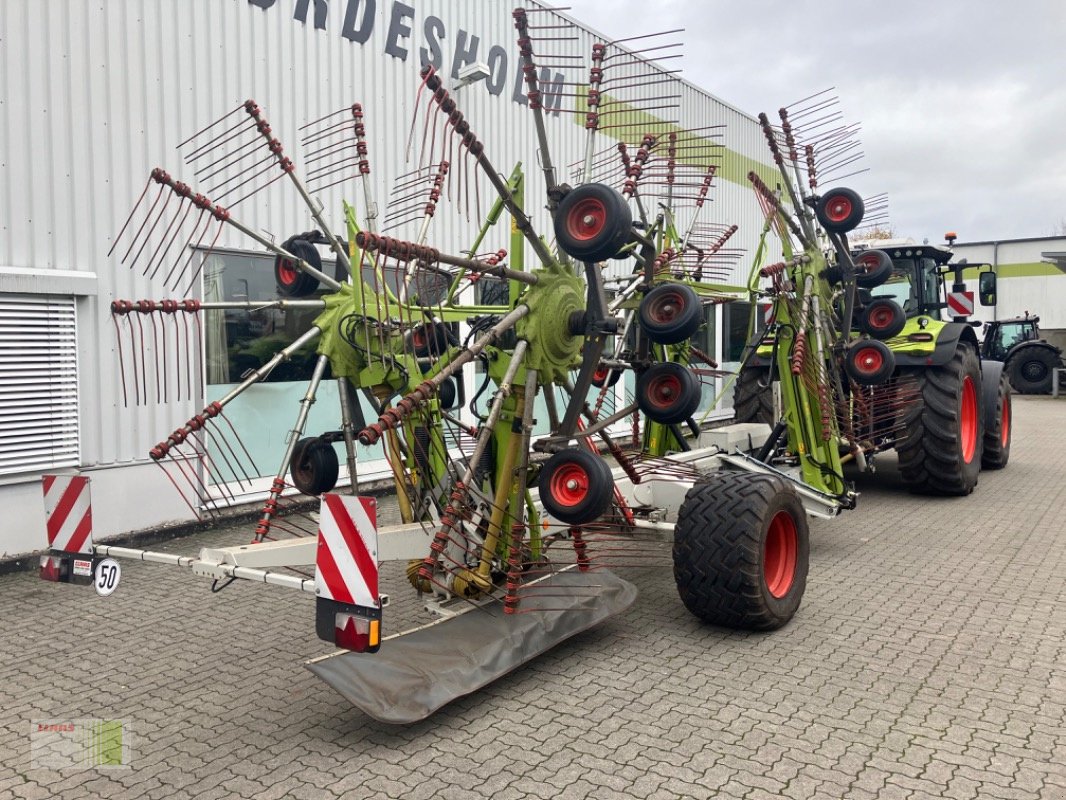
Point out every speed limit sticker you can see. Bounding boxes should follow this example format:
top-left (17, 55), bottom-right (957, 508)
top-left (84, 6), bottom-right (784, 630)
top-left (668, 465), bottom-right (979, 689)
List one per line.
top-left (94, 558), bottom-right (121, 597)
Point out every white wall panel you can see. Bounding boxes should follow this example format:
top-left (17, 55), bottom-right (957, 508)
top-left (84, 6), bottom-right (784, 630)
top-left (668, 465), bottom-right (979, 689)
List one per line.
top-left (0, 0), bottom-right (777, 555)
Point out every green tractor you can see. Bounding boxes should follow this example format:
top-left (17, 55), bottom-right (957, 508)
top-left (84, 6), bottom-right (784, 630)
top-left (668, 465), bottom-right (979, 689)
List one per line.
top-left (737, 233), bottom-right (1012, 496)
top-left (980, 313), bottom-right (1064, 395)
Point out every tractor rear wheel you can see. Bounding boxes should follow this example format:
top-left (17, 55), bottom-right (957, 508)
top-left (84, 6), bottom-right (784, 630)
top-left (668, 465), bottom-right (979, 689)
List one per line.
top-left (897, 342), bottom-right (983, 495)
top-left (1006, 346), bottom-right (1059, 394)
top-left (982, 368), bottom-right (1012, 469)
top-left (733, 366), bottom-right (774, 425)
top-left (673, 471), bottom-right (809, 631)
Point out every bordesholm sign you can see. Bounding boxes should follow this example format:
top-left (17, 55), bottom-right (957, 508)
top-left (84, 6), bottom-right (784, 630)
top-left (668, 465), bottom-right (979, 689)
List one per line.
top-left (247, 0), bottom-right (565, 114)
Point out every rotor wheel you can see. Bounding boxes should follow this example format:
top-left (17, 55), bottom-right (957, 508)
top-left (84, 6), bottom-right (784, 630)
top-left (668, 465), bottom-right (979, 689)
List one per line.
top-left (554, 183), bottom-right (633, 263)
top-left (733, 366), bottom-right (774, 426)
top-left (591, 364), bottom-right (622, 388)
top-left (897, 342), bottom-right (983, 495)
top-left (852, 250), bottom-right (893, 289)
top-left (290, 437), bottom-right (340, 496)
top-left (636, 362), bottom-right (702, 425)
top-left (275, 237), bottom-right (322, 298)
top-left (844, 339), bottom-right (895, 386)
top-left (638, 282), bottom-right (702, 344)
top-left (537, 448), bottom-right (614, 525)
top-left (982, 367), bottom-right (1011, 470)
top-left (815, 187), bottom-right (865, 233)
top-left (860, 298), bottom-right (906, 340)
top-left (673, 471), bottom-right (809, 631)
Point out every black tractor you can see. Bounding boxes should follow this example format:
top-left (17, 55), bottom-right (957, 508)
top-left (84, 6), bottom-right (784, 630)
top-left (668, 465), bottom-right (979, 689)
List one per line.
top-left (980, 314), bottom-right (1064, 394)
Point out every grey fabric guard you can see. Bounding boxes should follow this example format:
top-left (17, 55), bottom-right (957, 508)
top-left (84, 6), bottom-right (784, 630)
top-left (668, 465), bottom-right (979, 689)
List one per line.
top-left (306, 569), bottom-right (638, 724)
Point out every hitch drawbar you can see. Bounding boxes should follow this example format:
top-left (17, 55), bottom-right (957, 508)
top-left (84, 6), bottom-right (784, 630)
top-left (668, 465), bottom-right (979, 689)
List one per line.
top-left (38, 475), bottom-right (384, 655)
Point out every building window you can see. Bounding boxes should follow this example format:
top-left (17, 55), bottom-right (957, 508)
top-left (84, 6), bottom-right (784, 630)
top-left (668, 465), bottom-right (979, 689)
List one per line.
top-left (0, 294), bottom-right (80, 476)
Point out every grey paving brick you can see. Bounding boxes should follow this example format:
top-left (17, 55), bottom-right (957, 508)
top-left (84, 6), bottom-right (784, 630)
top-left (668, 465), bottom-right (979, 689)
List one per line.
top-left (1, 396), bottom-right (1065, 800)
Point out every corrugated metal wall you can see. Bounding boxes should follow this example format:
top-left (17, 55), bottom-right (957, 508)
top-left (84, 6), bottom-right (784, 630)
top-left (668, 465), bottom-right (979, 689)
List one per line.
top-left (0, 0), bottom-right (776, 553)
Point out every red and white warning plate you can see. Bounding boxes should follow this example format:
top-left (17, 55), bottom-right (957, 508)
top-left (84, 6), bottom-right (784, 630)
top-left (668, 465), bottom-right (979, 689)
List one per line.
top-left (314, 495), bottom-right (379, 609)
top-left (43, 475), bottom-right (93, 554)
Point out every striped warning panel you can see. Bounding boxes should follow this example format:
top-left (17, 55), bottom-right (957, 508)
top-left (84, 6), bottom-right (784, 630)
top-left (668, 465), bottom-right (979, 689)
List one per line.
top-left (314, 495), bottom-right (378, 608)
top-left (947, 290), bottom-right (974, 317)
top-left (42, 475), bottom-right (93, 554)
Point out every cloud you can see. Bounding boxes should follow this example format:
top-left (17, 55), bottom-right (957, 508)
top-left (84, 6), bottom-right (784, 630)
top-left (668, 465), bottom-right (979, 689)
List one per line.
top-left (562, 0), bottom-right (1066, 239)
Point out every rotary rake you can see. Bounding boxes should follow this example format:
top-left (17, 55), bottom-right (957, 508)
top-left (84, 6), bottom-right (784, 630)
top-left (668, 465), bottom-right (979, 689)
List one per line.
top-left (40, 10), bottom-right (877, 723)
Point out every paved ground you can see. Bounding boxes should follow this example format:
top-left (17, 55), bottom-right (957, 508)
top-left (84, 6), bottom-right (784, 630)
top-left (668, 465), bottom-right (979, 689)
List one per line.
top-left (1, 395), bottom-right (1065, 799)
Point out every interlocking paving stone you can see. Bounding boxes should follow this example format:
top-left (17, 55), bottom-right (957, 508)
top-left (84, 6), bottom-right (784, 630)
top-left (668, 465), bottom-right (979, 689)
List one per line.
top-left (1, 394), bottom-right (1064, 799)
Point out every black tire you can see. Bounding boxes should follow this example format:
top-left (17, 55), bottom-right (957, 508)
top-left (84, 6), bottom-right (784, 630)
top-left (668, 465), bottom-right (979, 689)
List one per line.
top-left (982, 367), bottom-right (1011, 470)
top-left (897, 342), bottom-right (983, 495)
top-left (638, 283), bottom-right (702, 344)
top-left (554, 183), bottom-right (633, 262)
top-left (844, 339), bottom-right (895, 385)
top-left (437, 377), bottom-right (457, 410)
top-left (410, 323), bottom-right (450, 358)
top-left (537, 448), bottom-right (614, 525)
top-left (852, 250), bottom-right (893, 289)
top-left (636, 362), bottom-right (701, 425)
top-left (733, 366), bottom-right (774, 425)
top-left (1006, 345), bottom-right (1059, 394)
top-left (816, 187), bottom-right (864, 233)
top-left (673, 471), bottom-right (809, 631)
top-left (591, 364), bottom-right (622, 388)
top-left (290, 437), bottom-right (340, 496)
top-left (860, 298), bottom-right (906, 340)
top-left (275, 238), bottom-right (322, 297)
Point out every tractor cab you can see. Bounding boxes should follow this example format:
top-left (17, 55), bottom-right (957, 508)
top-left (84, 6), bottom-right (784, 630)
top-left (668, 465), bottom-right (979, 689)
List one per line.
top-left (850, 239), bottom-right (953, 319)
top-left (982, 315), bottom-right (1043, 361)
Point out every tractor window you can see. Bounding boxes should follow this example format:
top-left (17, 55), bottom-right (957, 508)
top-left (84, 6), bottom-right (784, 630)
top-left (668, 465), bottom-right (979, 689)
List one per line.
top-left (873, 262), bottom-right (919, 314)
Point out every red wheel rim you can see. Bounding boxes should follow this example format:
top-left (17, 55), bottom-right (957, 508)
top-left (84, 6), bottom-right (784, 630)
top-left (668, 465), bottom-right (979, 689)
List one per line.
top-left (593, 366), bottom-right (609, 383)
top-left (412, 329), bottom-right (427, 348)
top-left (648, 291), bottom-right (684, 324)
top-left (826, 195), bottom-right (853, 222)
top-left (645, 373), bottom-right (682, 410)
top-left (277, 259), bottom-right (298, 285)
top-left (960, 375), bottom-right (977, 463)
top-left (1001, 393), bottom-right (1011, 448)
top-left (566, 197), bottom-right (608, 242)
top-left (869, 305), bottom-right (894, 330)
top-left (857, 254), bottom-right (879, 276)
top-left (764, 510), bottom-right (798, 598)
top-left (854, 346), bottom-right (883, 374)
top-left (549, 463), bottom-right (590, 507)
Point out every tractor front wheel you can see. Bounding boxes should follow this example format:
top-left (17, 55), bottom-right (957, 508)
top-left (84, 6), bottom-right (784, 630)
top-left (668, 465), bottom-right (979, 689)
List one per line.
top-left (673, 472), bottom-right (809, 631)
top-left (897, 342), bottom-right (983, 495)
top-left (982, 368), bottom-right (1011, 469)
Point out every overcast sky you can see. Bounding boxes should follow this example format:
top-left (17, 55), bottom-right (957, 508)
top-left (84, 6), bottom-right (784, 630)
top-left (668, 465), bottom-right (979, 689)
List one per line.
top-left (562, 0), bottom-right (1066, 243)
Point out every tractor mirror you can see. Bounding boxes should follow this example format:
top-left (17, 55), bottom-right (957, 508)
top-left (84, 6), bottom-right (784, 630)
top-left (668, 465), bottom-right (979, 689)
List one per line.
top-left (978, 271), bottom-right (997, 306)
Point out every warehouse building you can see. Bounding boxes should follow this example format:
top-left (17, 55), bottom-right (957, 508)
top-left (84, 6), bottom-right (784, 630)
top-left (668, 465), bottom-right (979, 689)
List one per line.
top-left (0, 1), bottom-right (782, 557)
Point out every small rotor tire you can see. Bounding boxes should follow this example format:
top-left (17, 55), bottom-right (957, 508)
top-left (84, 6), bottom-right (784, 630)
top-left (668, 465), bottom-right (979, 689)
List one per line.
top-left (636, 362), bottom-right (702, 425)
top-left (897, 342), bottom-right (983, 495)
top-left (554, 183), bottom-right (633, 263)
top-left (537, 448), bottom-right (615, 525)
top-left (275, 237), bottom-right (322, 298)
top-left (733, 366), bottom-right (774, 426)
top-left (816, 187), bottom-right (865, 233)
top-left (844, 339), bottom-right (895, 386)
top-left (638, 282), bottom-right (702, 344)
top-left (673, 471), bottom-right (809, 631)
top-left (852, 250), bottom-right (893, 289)
top-left (290, 437), bottom-right (340, 496)
top-left (860, 298), bottom-right (906, 340)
